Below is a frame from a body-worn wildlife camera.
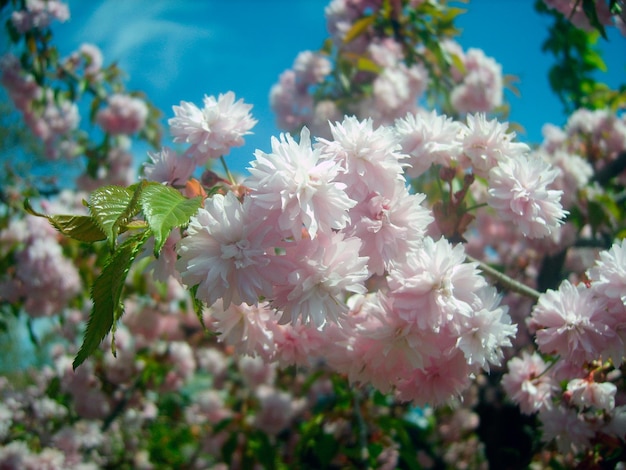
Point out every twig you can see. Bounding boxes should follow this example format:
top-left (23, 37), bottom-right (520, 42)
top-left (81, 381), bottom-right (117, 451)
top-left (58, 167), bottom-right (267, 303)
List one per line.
top-left (466, 254), bottom-right (541, 301)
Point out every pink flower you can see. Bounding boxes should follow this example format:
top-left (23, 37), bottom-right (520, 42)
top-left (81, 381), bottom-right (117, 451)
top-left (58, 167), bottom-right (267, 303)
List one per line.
top-left (346, 292), bottom-right (450, 391)
top-left (540, 149), bottom-right (593, 209)
top-left (185, 390), bottom-right (232, 425)
top-left (566, 378), bottom-right (616, 412)
top-left (487, 154), bottom-right (567, 238)
top-left (544, 0), bottom-right (613, 30)
top-left (501, 351), bottom-right (557, 414)
top-left (0, 54), bottom-right (40, 111)
top-left (455, 286), bottom-right (517, 371)
top-left (369, 62), bottom-right (428, 124)
top-left (270, 69), bottom-right (314, 131)
top-left (142, 147), bottom-right (195, 186)
top-left (271, 232), bottom-right (369, 327)
top-left (588, 239), bottom-right (626, 305)
top-left (11, 0), bottom-right (69, 33)
top-left (387, 236), bottom-right (486, 330)
top-left (293, 50), bottom-right (332, 86)
top-left (96, 93), bottom-right (148, 135)
top-left (1, 216), bottom-right (82, 318)
top-left (268, 320), bottom-right (329, 367)
top-left (176, 192), bottom-right (276, 308)
top-left (395, 351), bottom-right (471, 406)
top-left (460, 113), bottom-right (529, 178)
top-left (394, 110), bottom-right (462, 178)
top-left (345, 184), bottom-right (433, 275)
top-left (169, 91), bottom-right (257, 163)
top-left (251, 385), bottom-right (303, 436)
top-left (207, 300), bottom-right (277, 360)
top-left (530, 280), bottom-right (616, 366)
top-left (450, 48), bottom-right (503, 114)
top-left (317, 116), bottom-right (407, 201)
top-left (238, 355), bottom-right (277, 388)
top-left (246, 127), bottom-right (356, 240)
top-left (539, 406), bottom-right (595, 455)
top-left (78, 43), bottom-right (103, 77)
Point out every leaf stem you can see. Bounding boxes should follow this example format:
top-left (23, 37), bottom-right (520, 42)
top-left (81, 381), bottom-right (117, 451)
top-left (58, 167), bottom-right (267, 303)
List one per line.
top-left (220, 155), bottom-right (236, 186)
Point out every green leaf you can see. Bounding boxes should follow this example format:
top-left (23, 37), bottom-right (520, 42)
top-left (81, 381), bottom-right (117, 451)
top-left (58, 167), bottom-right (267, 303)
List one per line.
top-left (356, 56), bottom-right (382, 74)
top-left (24, 199), bottom-right (107, 243)
top-left (582, 0), bottom-right (608, 39)
top-left (88, 185), bottom-right (135, 249)
top-left (73, 232), bottom-right (149, 369)
top-left (139, 182), bottom-right (202, 256)
top-left (189, 284), bottom-right (207, 330)
top-left (343, 15), bottom-right (375, 44)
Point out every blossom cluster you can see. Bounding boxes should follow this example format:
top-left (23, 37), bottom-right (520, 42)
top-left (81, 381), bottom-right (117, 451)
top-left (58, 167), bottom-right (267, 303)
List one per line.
top-left (155, 92), bottom-right (569, 405)
top-left (0, 193), bottom-right (82, 318)
top-left (0, 0), bottom-right (155, 185)
top-left (0, 54), bottom-right (80, 160)
top-left (270, 1), bottom-right (505, 137)
top-left (502, 239), bottom-right (626, 454)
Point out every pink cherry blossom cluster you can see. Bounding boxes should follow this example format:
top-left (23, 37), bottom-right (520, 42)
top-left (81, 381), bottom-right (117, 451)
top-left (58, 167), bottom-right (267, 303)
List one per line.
top-left (561, 108), bottom-right (626, 176)
top-left (166, 98), bottom-right (533, 405)
top-left (95, 93), bottom-right (149, 136)
top-left (442, 40), bottom-right (504, 115)
top-left (1, 54), bottom-right (80, 159)
top-left (1, 1), bottom-right (161, 187)
top-left (502, 239), bottom-right (626, 455)
top-left (0, 287), bottom-right (321, 468)
top-left (271, 1), bottom-right (505, 137)
top-left (64, 43), bottom-right (104, 80)
top-left (10, 0), bottom-right (69, 33)
top-left (0, 205), bottom-right (81, 318)
top-left (168, 91), bottom-right (258, 166)
top-left (395, 110), bottom-right (568, 238)
top-left (359, 39), bottom-right (429, 126)
top-left (270, 50), bottom-right (335, 135)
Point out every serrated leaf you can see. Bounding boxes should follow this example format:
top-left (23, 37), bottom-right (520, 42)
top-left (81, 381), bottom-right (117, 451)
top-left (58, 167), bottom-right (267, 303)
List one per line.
top-left (24, 199), bottom-right (107, 242)
top-left (139, 183), bottom-right (202, 256)
top-left (343, 15), bottom-right (375, 44)
top-left (88, 185), bottom-right (135, 249)
top-left (73, 232), bottom-right (149, 370)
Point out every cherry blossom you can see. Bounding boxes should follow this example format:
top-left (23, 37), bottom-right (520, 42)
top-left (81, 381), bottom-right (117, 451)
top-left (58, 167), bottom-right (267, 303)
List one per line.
top-left (487, 154), bottom-right (567, 238)
top-left (246, 127), bottom-right (356, 240)
top-left (176, 192), bottom-right (276, 308)
top-left (169, 91), bottom-right (257, 164)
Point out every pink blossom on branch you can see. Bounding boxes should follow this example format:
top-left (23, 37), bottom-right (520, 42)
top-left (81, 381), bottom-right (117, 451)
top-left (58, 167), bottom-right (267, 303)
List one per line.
top-left (460, 113), bottom-right (529, 179)
top-left (245, 127), bottom-right (356, 240)
top-left (96, 93), bottom-right (148, 135)
top-left (387, 236), bottom-right (486, 330)
top-left (529, 280), bottom-right (619, 366)
top-left (11, 0), bottom-right (69, 33)
top-left (587, 238), bottom-right (626, 305)
top-left (450, 48), bottom-right (503, 114)
top-left (345, 184), bottom-right (433, 276)
top-left (271, 232), bottom-right (369, 327)
top-left (169, 91), bottom-right (257, 164)
top-left (502, 351), bottom-right (558, 414)
top-left (317, 115), bottom-right (408, 201)
top-left (487, 154), bottom-right (567, 238)
top-left (176, 192), bottom-right (276, 309)
top-left (142, 146), bottom-right (196, 186)
top-left (394, 109), bottom-right (463, 178)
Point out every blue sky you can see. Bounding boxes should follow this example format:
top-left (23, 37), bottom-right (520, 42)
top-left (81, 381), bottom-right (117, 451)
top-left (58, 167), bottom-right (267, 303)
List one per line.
top-left (39, 1), bottom-right (626, 174)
